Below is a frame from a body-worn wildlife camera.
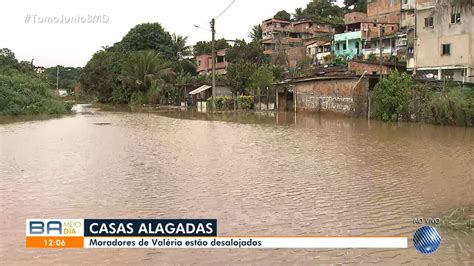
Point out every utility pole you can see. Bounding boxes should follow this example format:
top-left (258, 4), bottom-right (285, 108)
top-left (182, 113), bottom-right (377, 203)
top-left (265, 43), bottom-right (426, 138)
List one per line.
top-left (379, 24), bottom-right (383, 80)
top-left (56, 65), bottom-right (59, 91)
top-left (210, 18), bottom-right (216, 111)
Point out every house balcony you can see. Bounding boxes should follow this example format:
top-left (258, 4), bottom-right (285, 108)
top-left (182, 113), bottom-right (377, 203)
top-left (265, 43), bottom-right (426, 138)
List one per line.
top-left (362, 47), bottom-right (397, 58)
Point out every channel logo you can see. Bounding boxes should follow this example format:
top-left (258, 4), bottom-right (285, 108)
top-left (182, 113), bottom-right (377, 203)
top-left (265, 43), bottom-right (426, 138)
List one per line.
top-left (26, 219), bottom-right (83, 236)
top-left (413, 226), bottom-right (441, 254)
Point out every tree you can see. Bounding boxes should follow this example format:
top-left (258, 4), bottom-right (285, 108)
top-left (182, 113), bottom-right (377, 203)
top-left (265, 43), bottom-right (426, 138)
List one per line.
top-left (371, 71), bottom-right (414, 121)
top-left (249, 66), bottom-right (274, 94)
top-left (294, 57), bottom-right (313, 78)
top-left (44, 66), bottom-right (82, 91)
top-left (293, 8), bottom-right (305, 21)
top-left (121, 50), bottom-right (174, 94)
top-left (270, 65), bottom-right (286, 82)
top-left (171, 34), bottom-right (192, 60)
top-left (344, 0), bottom-right (367, 12)
top-left (226, 40), bottom-right (269, 66)
top-left (80, 50), bottom-right (124, 102)
top-left (295, 0), bottom-right (344, 25)
top-left (248, 24), bottom-right (263, 42)
top-left (170, 34), bottom-right (196, 75)
top-left (193, 39), bottom-right (229, 56)
top-left (118, 23), bottom-right (174, 59)
top-left (274, 10), bottom-right (291, 21)
top-left (226, 63), bottom-right (257, 95)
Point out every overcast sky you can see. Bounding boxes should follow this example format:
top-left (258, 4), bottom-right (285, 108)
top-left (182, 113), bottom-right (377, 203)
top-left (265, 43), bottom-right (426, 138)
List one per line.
top-left (3, 0), bottom-right (346, 67)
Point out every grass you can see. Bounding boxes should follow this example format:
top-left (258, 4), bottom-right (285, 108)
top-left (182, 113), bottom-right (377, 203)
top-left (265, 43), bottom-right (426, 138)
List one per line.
top-left (440, 205), bottom-right (474, 232)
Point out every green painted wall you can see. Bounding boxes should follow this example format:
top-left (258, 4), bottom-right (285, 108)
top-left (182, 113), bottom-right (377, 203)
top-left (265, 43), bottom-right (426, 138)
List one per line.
top-left (333, 31), bottom-right (362, 59)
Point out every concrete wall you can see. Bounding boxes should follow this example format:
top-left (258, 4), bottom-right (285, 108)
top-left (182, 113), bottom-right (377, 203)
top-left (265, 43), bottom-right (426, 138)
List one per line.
top-left (291, 77), bottom-right (369, 117)
top-left (414, 7), bottom-right (473, 82)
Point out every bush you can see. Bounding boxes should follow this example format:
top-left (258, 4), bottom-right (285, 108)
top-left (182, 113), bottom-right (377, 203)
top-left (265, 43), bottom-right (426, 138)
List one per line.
top-left (237, 96), bottom-right (254, 110)
top-left (0, 73), bottom-right (72, 115)
top-left (371, 71), bottom-right (413, 121)
top-left (130, 91), bottom-right (147, 106)
top-left (207, 96), bottom-right (232, 111)
top-left (421, 86), bottom-right (473, 126)
top-left (147, 83), bottom-right (161, 105)
top-left (367, 53), bottom-right (377, 62)
top-left (323, 54), bottom-right (347, 66)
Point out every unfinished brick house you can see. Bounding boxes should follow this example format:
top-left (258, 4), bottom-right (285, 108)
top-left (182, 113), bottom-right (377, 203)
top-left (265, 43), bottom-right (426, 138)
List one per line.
top-left (261, 18), bottom-right (335, 67)
top-left (196, 49), bottom-right (228, 75)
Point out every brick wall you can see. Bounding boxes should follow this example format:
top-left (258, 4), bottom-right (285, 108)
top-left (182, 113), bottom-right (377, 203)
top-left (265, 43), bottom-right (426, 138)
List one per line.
top-left (367, 0), bottom-right (401, 24)
top-left (292, 77), bottom-right (369, 117)
top-left (344, 12), bottom-right (368, 25)
top-left (348, 61), bottom-right (396, 75)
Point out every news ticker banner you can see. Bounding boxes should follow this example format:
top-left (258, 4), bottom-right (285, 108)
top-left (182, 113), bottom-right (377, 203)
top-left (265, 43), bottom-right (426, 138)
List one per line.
top-left (26, 219), bottom-right (408, 249)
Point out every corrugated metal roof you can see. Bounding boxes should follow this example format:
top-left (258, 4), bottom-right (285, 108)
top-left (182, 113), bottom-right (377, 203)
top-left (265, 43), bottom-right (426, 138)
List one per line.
top-left (189, 85), bottom-right (212, 95)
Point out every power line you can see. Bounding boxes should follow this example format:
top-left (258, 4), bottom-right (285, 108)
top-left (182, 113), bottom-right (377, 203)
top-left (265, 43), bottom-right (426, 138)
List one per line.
top-left (215, 0), bottom-right (235, 20)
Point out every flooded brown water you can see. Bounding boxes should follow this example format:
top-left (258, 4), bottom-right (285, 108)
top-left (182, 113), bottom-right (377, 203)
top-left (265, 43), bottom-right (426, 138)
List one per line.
top-left (0, 105), bottom-right (473, 264)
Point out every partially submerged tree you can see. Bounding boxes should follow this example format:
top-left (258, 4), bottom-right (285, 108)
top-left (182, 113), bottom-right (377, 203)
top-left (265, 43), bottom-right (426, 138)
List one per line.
top-left (226, 63), bottom-right (257, 96)
top-left (249, 66), bottom-right (274, 94)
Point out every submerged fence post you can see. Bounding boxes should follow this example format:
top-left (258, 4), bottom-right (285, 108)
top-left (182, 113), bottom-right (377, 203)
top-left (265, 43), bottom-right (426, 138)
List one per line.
top-left (276, 87), bottom-right (279, 111)
top-left (266, 87), bottom-right (269, 111)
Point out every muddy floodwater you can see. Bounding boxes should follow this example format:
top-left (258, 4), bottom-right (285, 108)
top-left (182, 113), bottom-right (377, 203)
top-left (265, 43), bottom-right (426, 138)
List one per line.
top-left (0, 105), bottom-right (473, 264)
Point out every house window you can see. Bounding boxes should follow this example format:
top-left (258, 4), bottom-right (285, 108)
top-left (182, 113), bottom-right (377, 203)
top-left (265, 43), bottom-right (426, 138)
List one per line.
top-left (451, 13), bottom-right (461, 24)
top-left (424, 16), bottom-right (434, 27)
top-left (336, 43), bottom-right (340, 50)
top-left (442, 44), bottom-right (450, 55)
top-left (343, 43), bottom-right (347, 50)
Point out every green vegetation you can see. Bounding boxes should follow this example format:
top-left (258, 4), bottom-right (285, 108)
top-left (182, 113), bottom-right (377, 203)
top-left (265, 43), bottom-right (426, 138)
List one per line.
top-left (323, 54), bottom-right (347, 66)
top-left (207, 96), bottom-right (232, 111)
top-left (440, 205), bottom-right (473, 232)
top-left (237, 96), bottom-right (254, 110)
top-left (367, 53), bottom-right (377, 62)
top-left (226, 40), bottom-right (269, 66)
top-left (421, 86), bottom-right (473, 126)
top-left (371, 71), bottom-right (473, 126)
top-left (193, 39), bottom-right (230, 56)
top-left (248, 25), bottom-right (263, 43)
top-left (80, 22), bottom-right (190, 105)
top-left (249, 66), bottom-right (274, 94)
top-left (294, 0), bottom-right (345, 25)
top-left (371, 71), bottom-right (413, 122)
top-left (0, 48), bottom-right (72, 116)
top-left (274, 10), bottom-right (291, 21)
top-left (226, 63), bottom-right (258, 97)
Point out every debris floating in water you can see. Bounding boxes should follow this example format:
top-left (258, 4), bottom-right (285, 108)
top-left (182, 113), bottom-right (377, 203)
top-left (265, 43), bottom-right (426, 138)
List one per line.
top-left (93, 123), bottom-right (111, 126)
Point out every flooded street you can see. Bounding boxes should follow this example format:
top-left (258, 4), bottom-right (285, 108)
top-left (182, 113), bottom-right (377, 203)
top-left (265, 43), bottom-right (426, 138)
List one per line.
top-left (0, 105), bottom-right (473, 264)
